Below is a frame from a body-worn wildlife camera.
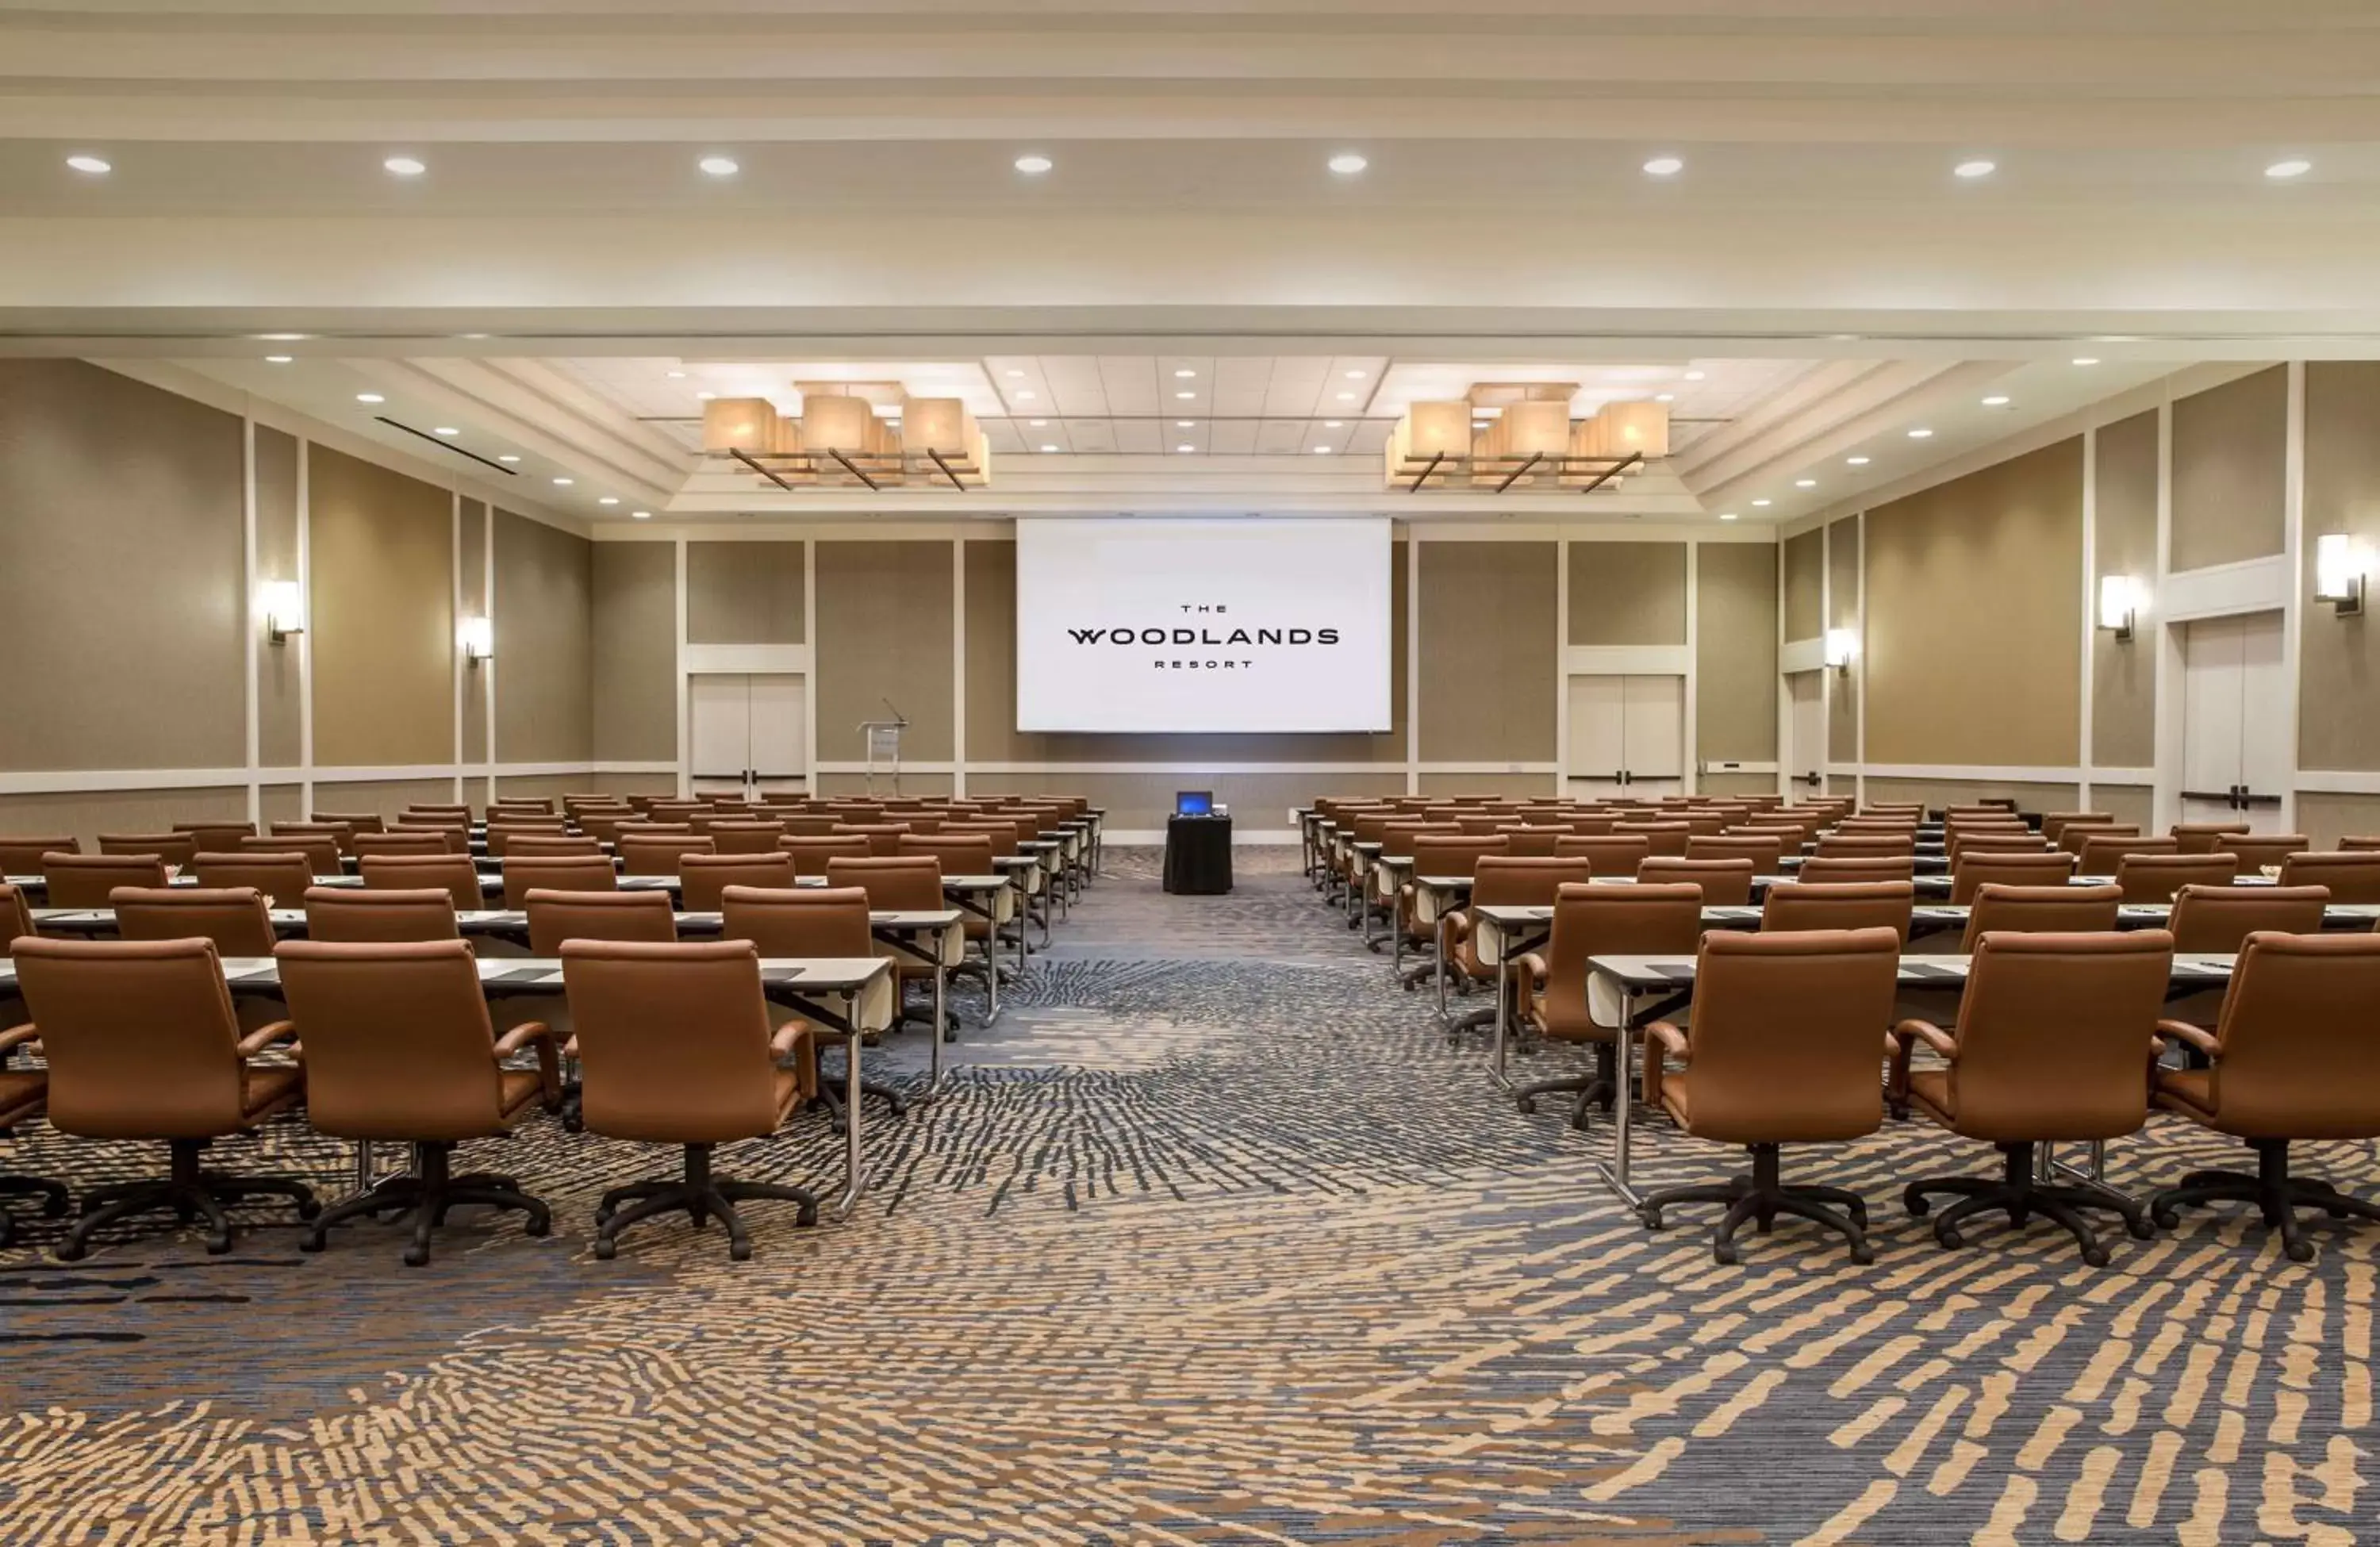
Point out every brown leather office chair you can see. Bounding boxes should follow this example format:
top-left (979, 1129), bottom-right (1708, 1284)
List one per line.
top-left (305, 885), bottom-right (460, 942)
top-left (679, 853), bottom-right (798, 912)
top-left (619, 833), bottom-right (716, 877)
top-left (1946, 831), bottom-right (2051, 866)
top-left (273, 820), bottom-right (358, 857)
top-left (2278, 852), bottom-right (2380, 904)
top-left (781, 835), bottom-right (876, 877)
top-left (0, 1024), bottom-right (69, 1248)
top-left (2117, 851), bottom-right (2239, 903)
top-left (277, 939), bottom-right (557, 1265)
top-left (2150, 932), bottom-right (2380, 1261)
top-left (10, 937), bottom-right (315, 1257)
top-left (2166, 884), bottom-right (2328, 954)
top-left (2171, 821), bottom-right (2252, 854)
top-left (778, 815), bottom-right (844, 839)
top-left (2059, 822), bottom-right (2138, 856)
top-left (1, 836), bottom-right (79, 874)
top-left (823, 855), bottom-right (946, 1035)
top-left (833, 823), bottom-right (913, 857)
top-left (2340, 836), bottom-right (2380, 852)
top-left (1798, 854), bottom-right (1917, 885)
top-left (708, 821), bottom-right (789, 855)
top-left (716, 884), bottom-right (896, 1118)
top-left (353, 831), bottom-right (452, 858)
top-left (2076, 834), bottom-right (2178, 874)
top-left (500, 855), bottom-right (618, 908)
top-left (44, 853), bottom-right (169, 908)
top-left (112, 886), bottom-right (278, 956)
top-left (1633, 927), bottom-right (1903, 1264)
top-left (312, 812), bottom-right (386, 837)
top-left (1439, 858), bottom-right (1596, 1032)
top-left (1488, 826), bottom-right (1564, 858)
top-left (1949, 850), bottom-right (2078, 904)
top-left (359, 853), bottom-right (486, 912)
top-left (1959, 883), bottom-right (2122, 951)
top-left (2217, 834), bottom-right (2313, 873)
top-left (1550, 835), bottom-right (1653, 876)
top-left (1513, 882), bottom-right (1704, 1128)
top-left (405, 804), bottom-right (473, 822)
top-left (190, 851), bottom-right (313, 905)
top-left (173, 821), bottom-right (256, 854)
top-left (2040, 812), bottom-right (2110, 843)
top-left (1892, 930), bottom-right (2173, 1263)
top-left (1637, 857), bottom-right (1755, 906)
top-left (98, 832), bottom-right (200, 868)
top-left (1815, 833), bottom-right (1917, 860)
top-left (561, 939), bottom-right (819, 1261)
top-left (501, 835), bottom-right (605, 859)
top-left (1761, 881), bottom-right (1915, 946)
top-left (1399, 836), bottom-right (1511, 975)
top-left (489, 797), bottom-right (555, 815)
top-left (238, 832), bottom-right (341, 877)
top-left (1612, 821), bottom-right (1691, 858)
top-left (524, 889), bottom-right (677, 954)
top-left (1685, 835), bottom-right (1785, 872)
top-left (2, 881), bottom-right (33, 946)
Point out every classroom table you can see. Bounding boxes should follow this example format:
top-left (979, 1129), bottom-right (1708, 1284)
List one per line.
top-left (0, 952), bottom-right (896, 1220)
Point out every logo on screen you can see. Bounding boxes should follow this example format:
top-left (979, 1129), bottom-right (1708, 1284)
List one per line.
top-left (1065, 605), bottom-right (1339, 670)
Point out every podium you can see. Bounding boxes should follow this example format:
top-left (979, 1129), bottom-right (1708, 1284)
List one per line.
top-left (859, 718), bottom-right (905, 796)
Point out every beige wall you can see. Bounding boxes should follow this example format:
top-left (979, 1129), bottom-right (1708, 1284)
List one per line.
top-left (2300, 363), bottom-right (2380, 773)
top-left (2092, 409), bottom-right (2159, 769)
top-left (2097, 784), bottom-right (2155, 830)
top-left (309, 446), bottom-right (455, 768)
top-left (309, 777), bottom-right (459, 823)
top-left (1863, 437), bottom-right (2084, 768)
top-left (687, 540), bottom-right (805, 645)
top-left (0, 361), bottom-right (246, 772)
top-left (814, 540), bottom-right (954, 763)
top-left (1417, 541), bottom-right (1557, 762)
top-left (1782, 529), bottom-right (1824, 642)
top-left (2170, 365), bottom-right (2286, 574)
top-left (255, 424), bottom-right (304, 770)
top-left (1696, 543), bottom-right (1778, 762)
top-left (0, 786), bottom-right (250, 851)
top-left (1827, 517), bottom-right (1860, 763)
top-left (591, 542), bottom-right (678, 762)
top-left (1568, 542), bottom-right (1685, 646)
top-left (1860, 776), bottom-right (2082, 816)
top-left (493, 509), bottom-right (593, 764)
top-left (2297, 792), bottom-right (2380, 849)
top-left (1416, 773), bottom-right (1555, 800)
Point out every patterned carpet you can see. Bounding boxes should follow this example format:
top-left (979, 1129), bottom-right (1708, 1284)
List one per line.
top-left (2, 847), bottom-right (2375, 1543)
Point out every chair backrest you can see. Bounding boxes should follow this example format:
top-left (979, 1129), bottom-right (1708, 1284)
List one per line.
top-left (390, 820), bottom-right (471, 854)
top-left (2116, 851), bottom-right (2239, 903)
top-left (2171, 820), bottom-right (2253, 854)
top-left (1488, 826), bottom-right (1564, 858)
top-left (2040, 812), bottom-right (2109, 841)
top-left (405, 804), bottom-right (471, 820)
top-left (1551, 835), bottom-right (1653, 875)
top-left (274, 939), bottom-right (516, 1139)
top-left (2077, 834), bottom-right (2178, 874)
top-left (1468, 857), bottom-right (1596, 908)
top-left (2166, 883), bottom-right (2328, 954)
top-left (1944, 930), bottom-right (2175, 1138)
top-left (896, 835), bottom-right (998, 877)
top-left (708, 820), bottom-right (790, 855)
top-left (1795, 854), bottom-right (1915, 885)
top-left (9, 936), bottom-right (249, 1138)
top-left (2198, 932), bottom-right (2380, 1135)
top-left (1408, 835), bottom-right (1511, 880)
top-left (304, 885), bottom-right (461, 942)
top-left (1684, 835), bottom-right (1784, 872)
top-left (2219, 834), bottom-right (2314, 873)
top-left (678, 853), bottom-right (798, 912)
top-left (190, 851), bottom-right (313, 905)
top-left (2278, 851), bottom-right (2380, 904)
top-left (1960, 883), bottom-right (2122, 951)
top-left (1814, 832), bottom-right (1915, 858)
top-left (1379, 821), bottom-right (1460, 854)
top-left (240, 832), bottom-right (341, 876)
top-left (503, 835), bottom-right (605, 859)
top-left (1611, 820), bottom-right (1691, 857)
top-left (831, 823), bottom-right (913, 857)
top-left (2057, 821), bottom-right (2136, 855)
top-left (1946, 831), bottom-right (2051, 864)
top-left (720, 884), bottom-right (873, 956)
top-left (273, 820), bottom-right (359, 855)
top-left (489, 797), bottom-right (555, 815)
top-left (352, 829), bottom-right (453, 858)
top-left (0, 881), bottom-right (29, 944)
top-left (1536, 882), bottom-right (1705, 1031)
top-left (355, 853), bottom-right (484, 912)
top-left (498, 855), bottom-right (618, 908)
top-left (1670, 928), bottom-right (1903, 1143)
top-left (44, 852), bottom-right (171, 907)
top-left (110, 885), bottom-right (277, 955)
top-left (777, 815), bottom-right (843, 838)
top-left (97, 832), bottom-right (200, 867)
top-left (823, 854), bottom-right (943, 911)
top-left (1950, 850), bottom-right (2079, 904)
top-left (1637, 857), bottom-right (1756, 905)
top-left (1760, 881), bottom-right (1915, 945)
top-left (781, 835), bottom-right (876, 877)
top-left (173, 821), bottom-right (256, 852)
top-left (524, 888), bottom-right (678, 954)
top-left (2340, 835), bottom-right (2380, 852)
top-left (560, 940), bottom-right (782, 1142)
top-left (312, 812), bottom-right (386, 836)
top-left (618, 832), bottom-right (716, 876)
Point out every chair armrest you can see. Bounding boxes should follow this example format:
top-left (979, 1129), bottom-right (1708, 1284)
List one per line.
top-left (1514, 951), bottom-right (1549, 986)
top-left (236, 1020), bottom-right (300, 1057)
top-left (770, 1019), bottom-right (811, 1060)
top-left (493, 1021), bottom-right (562, 1107)
top-left (1887, 1019), bottom-right (1956, 1114)
top-left (2155, 1019), bottom-right (2221, 1057)
top-left (1643, 1020), bottom-right (1691, 1063)
top-left (491, 1021), bottom-right (555, 1058)
top-left (1892, 1019), bottom-right (1960, 1058)
top-left (0, 1023), bottom-right (39, 1059)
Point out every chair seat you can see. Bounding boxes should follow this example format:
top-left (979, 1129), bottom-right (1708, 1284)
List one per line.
top-left (0, 1070), bottom-right (44, 1129)
top-left (498, 1067), bottom-right (547, 1119)
top-left (1905, 1067), bottom-right (1954, 1123)
top-left (1522, 994), bottom-right (1605, 1044)
top-left (2154, 1068), bottom-right (2216, 1119)
top-left (241, 1065), bottom-right (305, 1123)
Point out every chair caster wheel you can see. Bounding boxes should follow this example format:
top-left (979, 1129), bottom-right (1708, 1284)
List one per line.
top-left (1637, 1206), bottom-right (1664, 1230)
top-left (40, 1194), bottom-right (69, 1219)
top-left (2286, 1239), bottom-right (2317, 1264)
top-left (1515, 1096), bottom-right (1537, 1115)
top-left (2127, 1215), bottom-right (2155, 1240)
top-left (729, 1241), bottom-right (753, 1263)
top-left (797, 1203), bottom-right (820, 1227)
top-left (402, 1246), bottom-right (431, 1268)
top-left (1935, 1225), bottom-right (1964, 1250)
top-left (593, 1237), bottom-right (618, 1261)
top-left (205, 1234), bottom-right (233, 1255)
top-left (296, 1199), bottom-right (321, 1222)
top-left (52, 1241), bottom-right (86, 1263)
top-left (300, 1233), bottom-right (328, 1253)
top-left (2152, 1206), bottom-right (2181, 1230)
top-left (524, 1214), bottom-right (551, 1238)
top-left (1712, 1242), bottom-right (1739, 1265)
top-left (1850, 1244), bottom-right (1876, 1266)
top-left (2328, 1205), bottom-right (2353, 1219)
top-left (2082, 1246), bottom-right (2111, 1268)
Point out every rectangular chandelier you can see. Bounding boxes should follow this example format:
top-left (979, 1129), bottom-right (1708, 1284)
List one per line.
top-left (704, 385), bottom-right (991, 491)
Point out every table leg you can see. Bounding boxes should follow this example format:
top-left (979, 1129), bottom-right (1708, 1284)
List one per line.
top-left (1594, 988), bottom-right (1645, 1208)
top-left (1434, 914), bottom-right (1449, 1016)
top-left (352, 1138), bottom-right (374, 1192)
top-left (1488, 945), bottom-right (1517, 1092)
top-left (831, 1029), bottom-right (865, 1219)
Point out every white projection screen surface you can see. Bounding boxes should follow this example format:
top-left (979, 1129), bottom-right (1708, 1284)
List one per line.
top-left (1015, 518), bottom-right (1394, 733)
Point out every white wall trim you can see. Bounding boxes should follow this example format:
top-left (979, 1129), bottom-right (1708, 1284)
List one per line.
top-left (2280, 359), bottom-right (2307, 831)
top-left (1853, 763), bottom-right (2098, 785)
top-left (951, 536), bottom-right (969, 798)
top-left (819, 759), bottom-right (1549, 777)
top-left (1683, 538), bottom-right (1700, 796)
top-left (684, 643), bottom-right (814, 675)
top-left (1702, 760), bottom-right (1780, 777)
top-left (1564, 644), bottom-right (1693, 676)
top-left (2159, 553), bottom-right (2293, 624)
top-left (241, 413), bottom-right (260, 826)
top-left (1404, 536), bottom-right (1421, 797)
top-left (1553, 537), bottom-right (1570, 786)
top-left (1778, 637), bottom-right (1825, 676)
top-left (2079, 423), bottom-right (2098, 812)
top-left (672, 536), bottom-right (689, 798)
top-left (1107, 827), bottom-right (1299, 847)
top-left (2297, 771), bottom-right (2380, 797)
top-left (296, 436), bottom-right (314, 816)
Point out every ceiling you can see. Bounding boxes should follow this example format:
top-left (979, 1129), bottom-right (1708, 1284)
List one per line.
top-left (2, 2), bottom-right (2367, 524)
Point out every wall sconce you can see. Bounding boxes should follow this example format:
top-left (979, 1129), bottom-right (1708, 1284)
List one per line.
top-left (1824, 628), bottom-right (1859, 672)
top-left (459, 615), bottom-right (493, 665)
top-left (261, 579), bottom-right (305, 645)
top-left (2098, 574), bottom-right (2140, 642)
top-left (2315, 533), bottom-right (2370, 617)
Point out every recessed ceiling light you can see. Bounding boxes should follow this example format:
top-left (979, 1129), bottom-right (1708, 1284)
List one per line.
top-left (1176, 390), bottom-right (1196, 400)
top-left (1846, 455), bottom-right (1871, 465)
top-left (355, 392), bottom-right (384, 404)
top-left (1654, 393), bottom-right (1675, 402)
top-left (1040, 443), bottom-right (1060, 452)
top-left (598, 496), bottom-right (619, 505)
top-left (66, 154), bottom-right (112, 175)
top-left (1336, 391), bottom-right (1357, 401)
top-left (1015, 390), bottom-right (1035, 400)
top-left (1345, 369), bottom-right (1367, 380)
top-left (1028, 418), bottom-right (1048, 427)
top-left (2266, 159), bottom-right (2313, 180)
top-left (498, 454), bottom-right (520, 463)
top-left (1683, 370), bottom-right (1706, 381)
top-left (1328, 152), bottom-right (1368, 175)
top-left (698, 155), bottom-right (739, 177)
top-left (1954, 159), bottom-right (1998, 179)
top-left (1908, 428), bottom-right (1935, 439)
top-left (1177, 443), bottom-right (1194, 452)
top-left (1005, 368), bottom-right (1027, 378)
top-left (264, 355), bottom-right (293, 364)
top-left (666, 370), bottom-right (686, 378)
top-left (1795, 478), bottom-right (1818, 488)
top-left (1014, 154), bottom-right (1054, 175)
top-left (1312, 445), bottom-right (1333, 454)
top-left (382, 155), bottom-right (426, 178)
top-left (2071, 357), bottom-right (2100, 367)
top-left (631, 510), bottom-right (651, 520)
top-left (1719, 512), bottom-right (1738, 521)
top-left (1982, 394), bottom-right (2012, 406)
top-left (1176, 420), bottom-right (1193, 428)
top-left (1324, 420), bottom-right (1344, 428)
top-left (432, 426), bottom-right (459, 436)
top-left (552, 477), bottom-right (573, 486)
top-left (695, 390), bottom-right (716, 400)
top-left (1752, 498), bottom-right (1773, 507)
top-left (1173, 368), bottom-right (1196, 378)
top-left (257, 333), bottom-right (308, 341)
top-left (1643, 155), bottom-right (1684, 177)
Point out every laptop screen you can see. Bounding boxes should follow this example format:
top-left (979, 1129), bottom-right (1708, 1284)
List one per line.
top-left (1176, 790), bottom-right (1214, 816)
